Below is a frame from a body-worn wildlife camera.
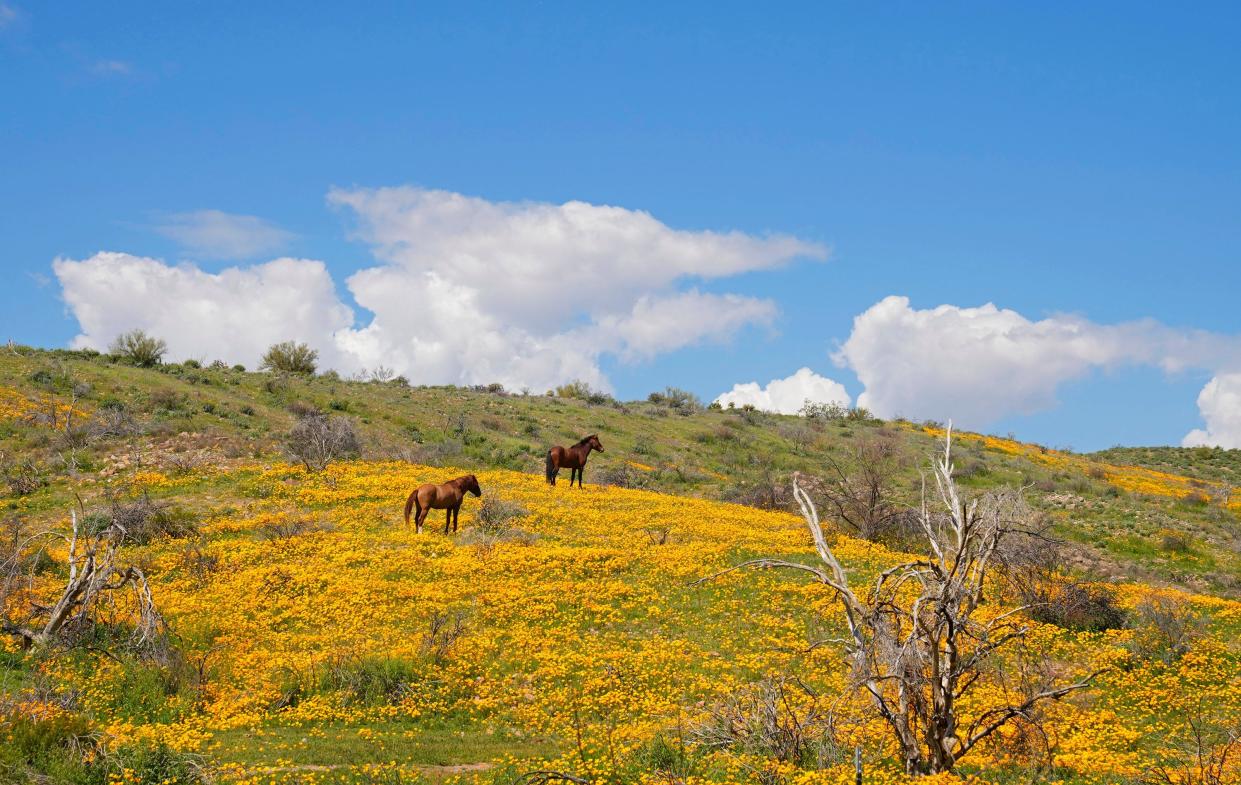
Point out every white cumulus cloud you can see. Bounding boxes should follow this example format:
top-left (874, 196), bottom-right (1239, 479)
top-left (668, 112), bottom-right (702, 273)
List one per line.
top-left (832, 295), bottom-right (1241, 441)
top-left (327, 186), bottom-right (824, 390)
top-left (715, 367), bottom-right (851, 415)
top-left (53, 252), bottom-right (354, 369)
top-left (153, 209), bottom-right (294, 260)
top-left (1182, 373), bottom-right (1241, 449)
top-left (54, 188), bottom-right (825, 391)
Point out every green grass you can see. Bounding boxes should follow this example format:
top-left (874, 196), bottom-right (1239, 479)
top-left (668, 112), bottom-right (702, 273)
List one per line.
top-left (1, 345), bottom-right (1239, 598)
top-left (208, 720), bottom-right (553, 769)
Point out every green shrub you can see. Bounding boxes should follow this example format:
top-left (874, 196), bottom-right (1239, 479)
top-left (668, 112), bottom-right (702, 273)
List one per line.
top-left (648, 387), bottom-right (703, 414)
top-left (260, 341), bottom-right (318, 375)
top-left (110, 330), bottom-right (167, 367)
top-left (1157, 528), bottom-right (1192, 553)
top-left (629, 733), bottom-right (697, 779)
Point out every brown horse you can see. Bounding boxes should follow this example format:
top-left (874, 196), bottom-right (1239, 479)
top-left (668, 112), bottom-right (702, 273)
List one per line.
top-left (545, 434), bottom-right (604, 487)
top-left (404, 474), bottom-right (482, 534)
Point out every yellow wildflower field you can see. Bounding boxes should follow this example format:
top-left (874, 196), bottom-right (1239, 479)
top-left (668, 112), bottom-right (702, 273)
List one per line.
top-left (923, 425), bottom-right (1241, 512)
top-left (11, 461), bottom-right (1241, 784)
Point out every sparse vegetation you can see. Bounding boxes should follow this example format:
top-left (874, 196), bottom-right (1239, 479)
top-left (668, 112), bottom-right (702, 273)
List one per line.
top-left (110, 330), bottom-right (168, 367)
top-left (0, 346), bottom-right (1237, 783)
top-left (286, 411), bottom-right (361, 470)
top-left (260, 340), bottom-right (319, 375)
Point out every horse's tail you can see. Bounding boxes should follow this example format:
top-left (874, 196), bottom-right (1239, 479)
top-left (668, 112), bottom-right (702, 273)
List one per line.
top-left (545, 449), bottom-right (557, 485)
top-left (404, 491), bottom-right (417, 527)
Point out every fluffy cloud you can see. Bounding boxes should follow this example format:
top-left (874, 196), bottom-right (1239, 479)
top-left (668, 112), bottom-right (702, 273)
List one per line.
top-left (53, 252), bottom-right (354, 369)
top-left (1182, 374), bottom-right (1241, 449)
top-left (55, 189), bottom-right (824, 391)
top-left (833, 295), bottom-right (1241, 439)
top-left (714, 368), bottom-right (851, 415)
top-left (153, 210), bottom-right (294, 260)
top-left (327, 187), bottom-right (823, 390)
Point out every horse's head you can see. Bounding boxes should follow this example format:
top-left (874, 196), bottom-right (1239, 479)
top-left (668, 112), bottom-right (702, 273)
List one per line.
top-left (465, 474), bottom-right (482, 497)
top-left (586, 434), bottom-right (604, 453)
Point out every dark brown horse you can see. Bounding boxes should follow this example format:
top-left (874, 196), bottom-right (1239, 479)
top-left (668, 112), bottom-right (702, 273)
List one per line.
top-left (404, 474), bottom-right (482, 534)
top-left (545, 434), bottom-right (604, 487)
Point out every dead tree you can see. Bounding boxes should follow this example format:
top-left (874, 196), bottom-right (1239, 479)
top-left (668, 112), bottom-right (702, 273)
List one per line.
top-left (701, 425), bottom-right (1099, 774)
top-left (2, 509), bottom-right (161, 650)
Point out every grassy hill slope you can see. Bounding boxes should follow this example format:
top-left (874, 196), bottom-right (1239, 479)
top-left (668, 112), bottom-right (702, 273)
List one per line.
top-left (2, 347), bottom-right (1239, 596)
top-left (1, 347), bottom-right (1240, 783)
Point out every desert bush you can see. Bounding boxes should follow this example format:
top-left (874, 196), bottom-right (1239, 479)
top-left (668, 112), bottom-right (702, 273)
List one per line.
top-left (0, 705), bottom-right (96, 783)
top-left (417, 439), bottom-right (463, 466)
top-left (101, 742), bottom-right (206, 784)
top-left (287, 400), bottom-right (322, 418)
top-left (146, 388), bottom-right (187, 413)
top-left (800, 400), bottom-right (847, 421)
top-left (1033, 581), bottom-right (1128, 632)
top-left (108, 493), bottom-right (200, 545)
top-left (1158, 528), bottom-right (1193, 553)
top-left (419, 609), bottom-right (468, 664)
top-left (1, 454), bottom-right (45, 496)
top-left (1003, 534), bottom-right (1127, 631)
top-left (1143, 702), bottom-right (1240, 785)
top-left (257, 517), bottom-right (327, 541)
top-left (365, 365), bottom-right (395, 383)
top-left (1128, 594), bottom-right (1204, 665)
top-left (261, 341), bottom-right (318, 375)
top-left (648, 387), bottom-right (702, 414)
top-left (802, 431), bottom-right (910, 543)
top-left (459, 496), bottom-right (537, 552)
top-left (594, 463), bottom-right (651, 490)
top-left (110, 330), bottom-right (167, 367)
top-left (177, 541), bottom-right (220, 583)
top-left (555, 380), bottom-right (615, 406)
top-left (642, 526), bottom-right (671, 545)
top-left (317, 655), bottom-right (422, 707)
top-left (722, 476), bottom-right (788, 511)
top-left (286, 412), bottom-right (361, 471)
top-left (88, 403), bottom-right (141, 439)
top-left (1182, 491), bottom-right (1211, 507)
top-left (629, 734), bottom-right (698, 780)
top-left (473, 496), bottom-right (528, 535)
top-left (692, 677), bottom-right (840, 772)
top-left (555, 380), bottom-right (594, 399)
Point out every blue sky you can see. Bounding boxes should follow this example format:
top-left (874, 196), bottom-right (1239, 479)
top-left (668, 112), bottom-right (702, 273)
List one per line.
top-left (2, 2), bottom-right (1239, 450)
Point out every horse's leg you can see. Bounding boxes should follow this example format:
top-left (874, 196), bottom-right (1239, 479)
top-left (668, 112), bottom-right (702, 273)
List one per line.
top-left (453, 504), bottom-right (460, 533)
top-left (445, 508), bottom-right (452, 535)
top-left (578, 465), bottom-right (585, 488)
top-left (415, 506), bottom-right (428, 534)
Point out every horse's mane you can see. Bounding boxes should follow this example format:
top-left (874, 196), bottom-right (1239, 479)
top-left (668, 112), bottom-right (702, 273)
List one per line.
top-left (573, 434), bottom-right (596, 446)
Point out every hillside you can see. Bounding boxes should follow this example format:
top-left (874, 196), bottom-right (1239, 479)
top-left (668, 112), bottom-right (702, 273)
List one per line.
top-left (3, 347), bottom-right (1239, 596)
top-left (1, 347), bottom-right (1240, 784)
